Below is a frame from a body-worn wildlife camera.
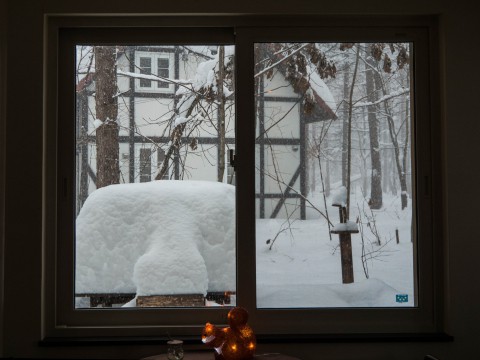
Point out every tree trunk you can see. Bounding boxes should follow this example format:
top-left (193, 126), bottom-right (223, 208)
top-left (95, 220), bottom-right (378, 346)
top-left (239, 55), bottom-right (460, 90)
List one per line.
top-left (341, 62), bottom-right (350, 188)
top-left (346, 47), bottom-right (360, 218)
top-left (95, 46), bottom-right (119, 189)
top-left (217, 46), bottom-right (226, 182)
top-left (379, 79), bottom-right (408, 210)
top-left (365, 46), bottom-right (383, 209)
top-left (310, 125), bottom-right (316, 193)
top-left (325, 136), bottom-right (331, 198)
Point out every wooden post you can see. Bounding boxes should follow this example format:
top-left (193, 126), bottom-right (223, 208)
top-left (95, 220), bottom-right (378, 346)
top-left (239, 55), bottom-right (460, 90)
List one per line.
top-left (331, 204), bottom-right (358, 284)
top-left (339, 233), bottom-right (354, 284)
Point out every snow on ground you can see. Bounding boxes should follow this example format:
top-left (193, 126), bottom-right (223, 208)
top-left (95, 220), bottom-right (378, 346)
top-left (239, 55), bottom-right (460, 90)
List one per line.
top-left (76, 180), bottom-right (414, 308)
top-left (75, 180), bottom-right (236, 296)
top-left (256, 189), bottom-right (414, 307)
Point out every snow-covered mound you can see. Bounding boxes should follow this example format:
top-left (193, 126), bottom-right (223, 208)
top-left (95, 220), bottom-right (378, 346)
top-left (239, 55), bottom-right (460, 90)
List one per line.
top-left (75, 181), bottom-right (235, 296)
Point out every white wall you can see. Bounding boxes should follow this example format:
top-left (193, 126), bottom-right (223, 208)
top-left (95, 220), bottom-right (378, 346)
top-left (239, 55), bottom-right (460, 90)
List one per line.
top-left (2, 0), bottom-right (480, 359)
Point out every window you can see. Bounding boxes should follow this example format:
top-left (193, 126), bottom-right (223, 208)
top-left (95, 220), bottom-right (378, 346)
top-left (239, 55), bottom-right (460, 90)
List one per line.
top-left (157, 58), bottom-right (170, 89)
top-left (157, 148), bottom-right (170, 180)
top-left (74, 41), bottom-right (236, 309)
top-left (254, 41), bottom-right (415, 309)
top-left (139, 148), bottom-right (152, 182)
top-left (134, 50), bottom-right (175, 92)
top-left (49, 17), bottom-right (441, 339)
top-left (139, 56), bottom-right (152, 87)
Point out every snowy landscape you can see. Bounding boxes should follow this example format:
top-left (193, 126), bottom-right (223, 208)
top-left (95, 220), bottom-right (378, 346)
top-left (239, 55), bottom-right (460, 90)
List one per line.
top-left (75, 42), bottom-right (415, 309)
top-left (256, 190), bottom-right (414, 308)
top-left (75, 180), bottom-right (414, 308)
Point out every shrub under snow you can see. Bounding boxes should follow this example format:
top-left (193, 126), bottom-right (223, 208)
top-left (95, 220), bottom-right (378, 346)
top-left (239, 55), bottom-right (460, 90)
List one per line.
top-left (75, 180), bottom-right (235, 296)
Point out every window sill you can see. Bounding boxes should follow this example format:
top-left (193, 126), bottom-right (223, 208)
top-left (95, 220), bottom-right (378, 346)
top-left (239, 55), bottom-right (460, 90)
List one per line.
top-left (39, 333), bottom-right (453, 347)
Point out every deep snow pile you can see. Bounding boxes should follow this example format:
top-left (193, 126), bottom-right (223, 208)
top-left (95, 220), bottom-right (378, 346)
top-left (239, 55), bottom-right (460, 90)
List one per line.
top-left (75, 181), bottom-right (235, 296)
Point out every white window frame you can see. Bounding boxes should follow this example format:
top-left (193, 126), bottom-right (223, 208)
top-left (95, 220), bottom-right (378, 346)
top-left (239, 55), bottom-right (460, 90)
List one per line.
top-left (45, 15), bottom-right (444, 341)
top-left (134, 51), bottom-right (175, 93)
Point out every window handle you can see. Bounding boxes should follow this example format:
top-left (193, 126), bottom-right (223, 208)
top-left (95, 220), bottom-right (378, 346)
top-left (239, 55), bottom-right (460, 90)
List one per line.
top-left (229, 149), bottom-right (236, 171)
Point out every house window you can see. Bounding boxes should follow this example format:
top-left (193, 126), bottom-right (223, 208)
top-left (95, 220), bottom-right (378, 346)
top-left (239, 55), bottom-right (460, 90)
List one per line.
top-left (157, 58), bottom-right (170, 88)
top-left (134, 51), bottom-right (174, 92)
top-left (157, 148), bottom-right (170, 180)
top-left (139, 148), bottom-right (151, 182)
top-left (52, 20), bottom-right (440, 338)
top-left (139, 57), bottom-right (152, 88)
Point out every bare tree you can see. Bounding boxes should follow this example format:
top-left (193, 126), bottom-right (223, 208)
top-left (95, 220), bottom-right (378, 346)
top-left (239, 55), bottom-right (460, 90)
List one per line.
top-left (365, 44), bottom-right (383, 209)
top-left (94, 46), bottom-right (119, 188)
top-left (217, 46), bottom-right (226, 182)
top-left (345, 45), bottom-right (360, 218)
top-left (368, 43), bottom-right (410, 209)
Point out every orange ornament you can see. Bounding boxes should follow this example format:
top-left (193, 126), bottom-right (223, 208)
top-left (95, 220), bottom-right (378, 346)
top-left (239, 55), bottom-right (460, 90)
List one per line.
top-left (201, 307), bottom-right (256, 360)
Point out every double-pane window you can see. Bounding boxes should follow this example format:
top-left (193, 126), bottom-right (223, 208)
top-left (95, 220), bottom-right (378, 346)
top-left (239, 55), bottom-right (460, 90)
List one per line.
top-left (51, 21), bottom-right (438, 337)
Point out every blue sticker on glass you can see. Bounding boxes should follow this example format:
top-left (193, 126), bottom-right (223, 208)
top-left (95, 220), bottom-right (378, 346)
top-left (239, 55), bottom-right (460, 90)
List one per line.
top-left (396, 294), bottom-right (408, 303)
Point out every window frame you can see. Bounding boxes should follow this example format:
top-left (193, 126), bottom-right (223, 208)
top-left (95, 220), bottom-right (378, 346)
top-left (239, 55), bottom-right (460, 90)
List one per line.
top-left (235, 25), bottom-right (440, 335)
top-left (45, 15), bottom-right (444, 340)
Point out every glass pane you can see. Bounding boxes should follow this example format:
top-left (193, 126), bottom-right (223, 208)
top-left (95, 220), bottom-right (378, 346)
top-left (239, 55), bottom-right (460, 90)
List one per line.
top-left (139, 56), bottom-right (152, 87)
top-left (139, 148), bottom-right (152, 183)
top-left (254, 42), bottom-right (415, 308)
top-left (75, 45), bottom-right (236, 308)
top-left (158, 58), bottom-right (169, 68)
top-left (157, 59), bottom-right (169, 89)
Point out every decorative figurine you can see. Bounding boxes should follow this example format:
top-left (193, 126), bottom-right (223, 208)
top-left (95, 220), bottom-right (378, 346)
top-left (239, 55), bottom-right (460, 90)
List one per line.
top-left (202, 307), bottom-right (256, 360)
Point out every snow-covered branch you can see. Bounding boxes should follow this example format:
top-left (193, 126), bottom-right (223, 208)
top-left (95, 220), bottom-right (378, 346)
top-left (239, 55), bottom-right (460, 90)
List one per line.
top-left (117, 70), bottom-right (192, 86)
top-left (354, 88), bottom-right (410, 108)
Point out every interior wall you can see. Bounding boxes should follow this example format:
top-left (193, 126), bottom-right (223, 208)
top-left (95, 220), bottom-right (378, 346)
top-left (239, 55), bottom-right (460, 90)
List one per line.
top-left (2, 0), bottom-right (480, 359)
top-left (0, 0), bottom-right (7, 356)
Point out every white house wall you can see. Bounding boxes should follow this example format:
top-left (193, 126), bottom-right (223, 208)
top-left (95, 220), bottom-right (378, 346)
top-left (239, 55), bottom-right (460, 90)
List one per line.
top-left (265, 197), bottom-right (302, 219)
top-left (79, 46), bottom-right (306, 219)
top-left (133, 99), bottom-right (173, 136)
top-left (263, 144), bottom-right (301, 193)
top-left (255, 198), bottom-right (302, 220)
top-left (255, 70), bottom-right (305, 219)
top-left (261, 100), bottom-right (301, 138)
top-left (263, 71), bottom-right (297, 97)
top-left (116, 54), bottom-right (130, 93)
top-left (180, 145), bottom-right (219, 181)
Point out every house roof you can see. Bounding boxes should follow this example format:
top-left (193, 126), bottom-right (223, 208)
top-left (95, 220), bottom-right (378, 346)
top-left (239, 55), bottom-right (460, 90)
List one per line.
top-left (76, 72), bottom-right (94, 93)
top-left (262, 44), bottom-right (338, 122)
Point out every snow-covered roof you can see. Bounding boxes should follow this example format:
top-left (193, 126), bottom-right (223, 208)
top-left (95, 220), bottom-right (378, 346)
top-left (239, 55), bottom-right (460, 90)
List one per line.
top-left (76, 72), bottom-right (94, 93)
top-left (262, 44), bottom-right (337, 122)
top-left (75, 181), bottom-right (235, 296)
top-left (305, 64), bottom-right (337, 121)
